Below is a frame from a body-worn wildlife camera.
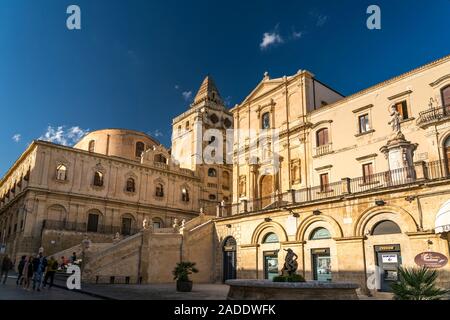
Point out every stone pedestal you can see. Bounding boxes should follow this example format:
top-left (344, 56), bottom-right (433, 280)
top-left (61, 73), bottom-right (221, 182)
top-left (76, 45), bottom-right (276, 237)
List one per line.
top-left (380, 132), bottom-right (418, 183)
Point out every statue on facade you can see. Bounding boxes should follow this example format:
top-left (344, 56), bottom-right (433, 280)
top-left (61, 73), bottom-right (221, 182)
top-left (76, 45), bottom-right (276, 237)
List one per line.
top-left (142, 218), bottom-right (149, 230)
top-left (388, 105), bottom-right (401, 134)
top-left (113, 232), bottom-right (121, 241)
top-left (282, 248), bottom-right (298, 275)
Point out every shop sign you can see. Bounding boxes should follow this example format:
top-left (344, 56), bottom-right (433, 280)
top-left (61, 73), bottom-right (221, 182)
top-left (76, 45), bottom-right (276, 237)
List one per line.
top-left (381, 254), bottom-right (398, 263)
top-left (414, 252), bottom-right (448, 268)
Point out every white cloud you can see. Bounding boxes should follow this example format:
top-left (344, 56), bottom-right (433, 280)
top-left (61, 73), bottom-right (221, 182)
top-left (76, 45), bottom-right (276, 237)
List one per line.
top-left (12, 134), bottom-right (21, 143)
top-left (152, 129), bottom-right (164, 138)
top-left (182, 91), bottom-right (193, 101)
top-left (316, 15), bottom-right (328, 27)
top-left (292, 30), bottom-right (303, 39)
top-left (260, 31), bottom-right (284, 50)
top-left (39, 125), bottom-right (89, 146)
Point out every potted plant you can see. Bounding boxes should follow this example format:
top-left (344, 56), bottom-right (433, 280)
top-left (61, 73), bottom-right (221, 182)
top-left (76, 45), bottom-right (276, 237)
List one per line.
top-left (172, 261), bottom-right (199, 292)
top-left (391, 266), bottom-right (449, 300)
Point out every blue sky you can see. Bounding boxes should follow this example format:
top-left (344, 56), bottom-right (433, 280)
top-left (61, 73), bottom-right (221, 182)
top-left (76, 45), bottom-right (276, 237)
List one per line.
top-left (1, 0), bottom-right (449, 176)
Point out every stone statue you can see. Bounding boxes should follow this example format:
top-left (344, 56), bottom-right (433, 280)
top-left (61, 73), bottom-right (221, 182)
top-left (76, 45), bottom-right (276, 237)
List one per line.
top-left (113, 232), bottom-right (121, 241)
top-left (388, 105), bottom-right (401, 134)
top-left (282, 248), bottom-right (298, 275)
top-left (199, 207), bottom-right (204, 216)
top-left (172, 218), bottom-right (179, 229)
top-left (142, 218), bottom-right (149, 230)
top-left (181, 219), bottom-right (186, 228)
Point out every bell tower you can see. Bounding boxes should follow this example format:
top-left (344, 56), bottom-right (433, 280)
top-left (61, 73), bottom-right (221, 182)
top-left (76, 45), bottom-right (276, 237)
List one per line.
top-left (171, 76), bottom-right (234, 215)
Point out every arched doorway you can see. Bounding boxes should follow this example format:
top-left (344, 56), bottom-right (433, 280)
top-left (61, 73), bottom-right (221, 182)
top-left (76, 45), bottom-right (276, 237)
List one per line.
top-left (260, 175), bottom-right (273, 208)
top-left (370, 220), bottom-right (403, 292)
top-left (223, 237), bottom-right (237, 282)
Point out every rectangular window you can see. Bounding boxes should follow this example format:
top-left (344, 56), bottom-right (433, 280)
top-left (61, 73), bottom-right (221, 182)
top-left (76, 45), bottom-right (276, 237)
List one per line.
top-left (320, 173), bottom-right (330, 192)
top-left (358, 114), bottom-right (370, 133)
top-left (394, 101), bottom-right (409, 120)
top-left (87, 214), bottom-right (99, 233)
top-left (362, 163), bottom-right (374, 183)
top-left (121, 218), bottom-right (132, 236)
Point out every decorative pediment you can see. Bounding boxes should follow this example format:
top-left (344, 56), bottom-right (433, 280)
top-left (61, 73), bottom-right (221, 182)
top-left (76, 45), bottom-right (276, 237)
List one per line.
top-left (240, 78), bottom-right (286, 106)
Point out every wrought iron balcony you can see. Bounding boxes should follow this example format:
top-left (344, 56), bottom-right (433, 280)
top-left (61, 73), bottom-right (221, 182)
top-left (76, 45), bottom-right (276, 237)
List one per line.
top-left (225, 159), bottom-right (450, 216)
top-left (416, 105), bottom-right (450, 127)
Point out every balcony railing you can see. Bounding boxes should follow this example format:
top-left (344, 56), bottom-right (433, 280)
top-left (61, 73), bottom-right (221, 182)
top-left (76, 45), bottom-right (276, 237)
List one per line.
top-left (42, 220), bottom-right (139, 236)
top-left (417, 105), bottom-right (450, 127)
top-left (224, 159), bottom-right (450, 215)
top-left (313, 143), bottom-right (333, 157)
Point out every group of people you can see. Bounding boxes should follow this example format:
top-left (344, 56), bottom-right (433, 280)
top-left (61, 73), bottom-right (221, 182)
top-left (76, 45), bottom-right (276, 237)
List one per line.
top-left (0, 251), bottom-right (78, 291)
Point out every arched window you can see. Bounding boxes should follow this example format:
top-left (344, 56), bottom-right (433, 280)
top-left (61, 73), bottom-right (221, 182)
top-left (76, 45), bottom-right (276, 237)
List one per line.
top-left (154, 154), bottom-right (167, 164)
top-left (309, 227), bottom-right (331, 240)
top-left (372, 220), bottom-right (402, 235)
top-left (262, 112), bottom-right (270, 129)
top-left (56, 164), bottom-right (67, 181)
top-left (155, 183), bottom-right (164, 197)
top-left (181, 188), bottom-right (189, 202)
top-left (316, 128), bottom-right (329, 147)
top-left (222, 171), bottom-right (230, 189)
top-left (208, 168), bottom-right (217, 177)
top-left (126, 178), bottom-right (135, 193)
top-left (209, 194), bottom-right (217, 200)
top-left (87, 213), bottom-right (99, 232)
top-left (88, 140), bottom-right (95, 153)
top-left (442, 85), bottom-right (450, 109)
top-left (93, 171), bottom-right (104, 187)
top-left (135, 142), bottom-right (145, 158)
top-left (262, 232), bottom-right (279, 244)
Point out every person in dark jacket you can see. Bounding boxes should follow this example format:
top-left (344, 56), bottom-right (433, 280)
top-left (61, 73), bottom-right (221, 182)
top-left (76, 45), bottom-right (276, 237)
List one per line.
top-left (32, 253), bottom-right (47, 291)
top-left (43, 256), bottom-right (58, 289)
top-left (1, 255), bottom-right (13, 284)
top-left (16, 255), bottom-right (26, 286)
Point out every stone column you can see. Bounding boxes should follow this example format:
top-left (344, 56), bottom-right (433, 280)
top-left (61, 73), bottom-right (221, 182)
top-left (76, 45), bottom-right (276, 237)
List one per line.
top-left (334, 236), bottom-right (368, 294)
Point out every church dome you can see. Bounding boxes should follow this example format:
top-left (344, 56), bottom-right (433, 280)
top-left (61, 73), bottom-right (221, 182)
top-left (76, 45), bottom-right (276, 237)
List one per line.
top-left (74, 129), bottom-right (160, 161)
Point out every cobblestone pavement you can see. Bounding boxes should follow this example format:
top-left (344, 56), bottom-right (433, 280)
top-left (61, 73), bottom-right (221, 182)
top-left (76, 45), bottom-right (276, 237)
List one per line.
top-left (0, 276), bottom-right (100, 300)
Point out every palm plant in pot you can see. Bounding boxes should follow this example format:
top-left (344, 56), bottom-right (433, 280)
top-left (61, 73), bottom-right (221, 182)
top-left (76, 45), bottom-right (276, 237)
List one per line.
top-left (173, 261), bottom-right (199, 292)
top-left (391, 266), bottom-right (449, 300)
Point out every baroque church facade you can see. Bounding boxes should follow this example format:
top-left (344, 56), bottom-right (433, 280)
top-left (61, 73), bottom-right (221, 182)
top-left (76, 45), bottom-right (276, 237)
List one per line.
top-left (1, 54), bottom-right (450, 293)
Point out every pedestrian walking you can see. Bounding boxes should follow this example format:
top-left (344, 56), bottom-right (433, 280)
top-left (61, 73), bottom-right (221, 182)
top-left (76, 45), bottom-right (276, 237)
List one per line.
top-left (23, 255), bottom-right (34, 291)
top-left (43, 256), bottom-right (58, 289)
top-left (32, 253), bottom-right (47, 291)
top-left (16, 255), bottom-right (26, 286)
top-left (1, 255), bottom-right (13, 284)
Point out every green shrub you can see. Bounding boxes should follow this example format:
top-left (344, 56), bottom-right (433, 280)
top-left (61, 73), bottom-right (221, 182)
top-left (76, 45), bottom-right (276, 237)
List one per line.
top-left (287, 274), bottom-right (305, 282)
top-left (272, 274), bottom-right (305, 283)
top-left (272, 276), bottom-right (287, 282)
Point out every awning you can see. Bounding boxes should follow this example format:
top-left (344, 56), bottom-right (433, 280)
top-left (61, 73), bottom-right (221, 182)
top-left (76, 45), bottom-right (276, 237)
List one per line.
top-left (435, 200), bottom-right (450, 234)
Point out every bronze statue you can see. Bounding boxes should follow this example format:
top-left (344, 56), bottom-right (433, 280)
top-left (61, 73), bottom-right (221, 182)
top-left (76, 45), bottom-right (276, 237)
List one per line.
top-left (283, 248), bottom-right (298, 275)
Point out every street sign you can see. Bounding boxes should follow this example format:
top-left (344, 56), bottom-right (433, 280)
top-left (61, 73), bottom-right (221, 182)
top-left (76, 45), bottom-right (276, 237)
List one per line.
top-left (414, 252), bottom-right (448, 268)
